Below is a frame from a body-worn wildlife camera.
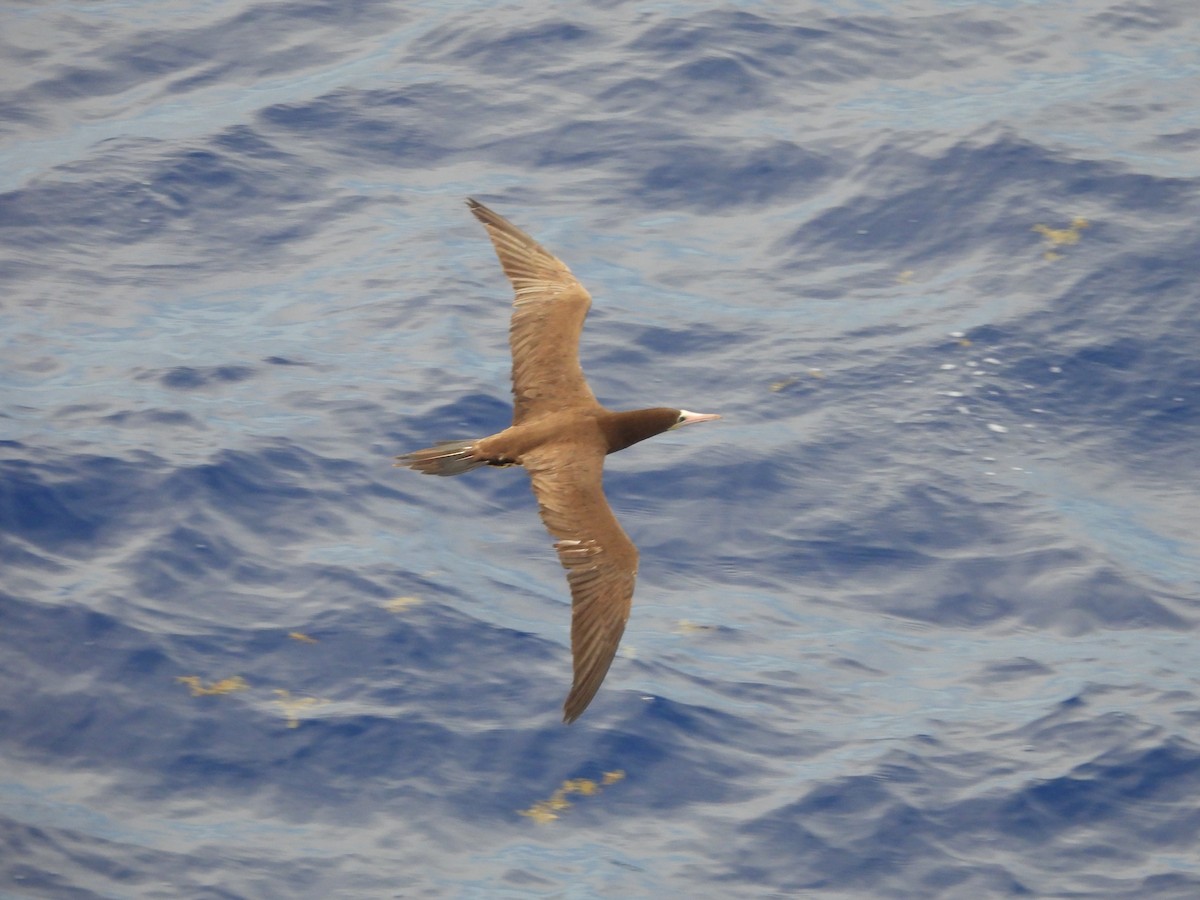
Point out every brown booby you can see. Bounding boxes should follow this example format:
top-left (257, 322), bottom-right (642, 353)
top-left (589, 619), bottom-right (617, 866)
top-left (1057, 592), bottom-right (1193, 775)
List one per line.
top-left (396, 199), bottom-right (720, 723)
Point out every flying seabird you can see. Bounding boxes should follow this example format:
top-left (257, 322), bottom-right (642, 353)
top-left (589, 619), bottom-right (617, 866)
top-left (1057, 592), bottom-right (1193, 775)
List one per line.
top-left (396, 199), bottom-right (720, 723)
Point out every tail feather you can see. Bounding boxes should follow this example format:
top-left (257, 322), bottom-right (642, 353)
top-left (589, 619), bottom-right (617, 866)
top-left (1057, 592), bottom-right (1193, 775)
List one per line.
top-left (395, 440), bottom-right (486, 476)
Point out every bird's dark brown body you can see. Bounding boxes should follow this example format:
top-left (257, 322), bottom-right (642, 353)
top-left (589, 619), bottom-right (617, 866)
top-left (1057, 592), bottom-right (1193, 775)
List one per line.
top-left (477, 407), bottom-right (683, 462)
top-left (397, 200), bottom-right (719, 723)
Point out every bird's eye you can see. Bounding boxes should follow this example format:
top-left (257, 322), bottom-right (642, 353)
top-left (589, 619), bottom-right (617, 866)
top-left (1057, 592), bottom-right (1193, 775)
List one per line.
top-left (677, 414), bottom-right (685, 423)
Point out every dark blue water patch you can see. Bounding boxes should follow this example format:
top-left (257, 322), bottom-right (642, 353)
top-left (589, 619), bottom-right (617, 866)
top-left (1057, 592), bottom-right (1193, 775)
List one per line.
top-left (2, 805), bottom-right (364, 899)
top-left (1057, 233), bottom-right (1200, 313)
top-left (164, 63), bottom-right (239, 96)
top-left (154, 148), bottom-right (242, 195)
top-left (0, 89), bottom-right (41, 141)
top-left (594, 75), bottom-right (671, 115)
top-left (418, 19), bottom-right (595, 74)
top-left (144, 365), bottom-right (259, 390)
top-left (211, 123), bottom-right (291, 160)
top-left (2, 819), bottom-right (169, 900)
top-left (101, 408), bottom-right (204, 429)
top-left (627, 8), bottom-right (1023, 92)
top-left (30, 63), bottom-right (154, 104)
top-left (16, 592), bottom-right (803, 825)
top-left (0, 600), bottom-right (179, 765)
top-left (259, 82), bottom-right (487, 168)
top-left (582, 320), bottom-right (755, 366)
top-left (534, 698), bottom-right (803, 817)
top-left (778, 133), bottom-right (1200, 268)
top-left (854, 483), bottom-right (1000, 554)
top-left (1149, 127), bottom-right (1200, 152)
top-left (7, 0), bottom-right (402, 107)
top-left (0, 257), bottom-right (41, 287)
top-left (387, 392), bottom-right (513, 446)
top-left (110, 485), bottom-right (413, 610)
top-left (608, 458), bottom-right (763, 519)
top-left (662, 55), bottom-right (772, 114)
top-left (0, 137), bottom-right (355, 271)
top-left (1014, 740), bottom-right (1200, 828)
top-left (229, 0), bottom-right (401, 32)
top-left (1090, 3), bottom-right (1188, 34)
top-left (479, 117), bottom-right (689, 173)
top-left (124, 521), bottom-right (267, 601)
top-left (637, 140), bottom-right (834, 210)
top-left (628, 10), bottom-right (827, 56)
top-left (719, 774), bottom-right (1027, 896)
top-left (758, 535), bottom-right (921, 590)
top-left (623, 10), bottom-right (940, 85)
top-left (948, 134), bottom-right (1198, 215)
top-left (712, 725), bottom-right (1200, 896)
top-left (1, 594), bottom-right (549, 805)
top-left (143, 143), bottom-right (353, 245)
top-left (230, 596), bottom-right (544, 719)
top-left (1045, 338), bottom-right (1196, 434)
top-left (161, 443), bottom-right (366, 515)
top-left (890, 536), bottom-right (1186, 631)
top-left (949, 243), bottom-right (1200, 470)
top-left (744, 462), bottom-right (1194, 632)
top-left (970, 656), bottom-right (1054, 682)
top-left (0, 441), bottom-right (412, 605)
top-left (0, 451), bottom-right (164, 554)
top-left (926, 732), bottom-right (1200, 895)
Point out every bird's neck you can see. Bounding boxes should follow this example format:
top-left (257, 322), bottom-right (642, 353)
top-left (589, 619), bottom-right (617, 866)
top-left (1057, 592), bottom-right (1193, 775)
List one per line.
top-left (602, 408), bottom-right (678, 454)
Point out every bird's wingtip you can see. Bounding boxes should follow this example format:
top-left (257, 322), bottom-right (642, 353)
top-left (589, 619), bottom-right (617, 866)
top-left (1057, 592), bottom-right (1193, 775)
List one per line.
top-left (466, 197), bottom-right (498, 225)
top-left (562, 683), bottom-right (598, 724)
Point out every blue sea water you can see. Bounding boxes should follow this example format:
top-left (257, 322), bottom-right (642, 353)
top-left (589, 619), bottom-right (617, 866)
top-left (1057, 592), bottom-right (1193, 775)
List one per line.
top-left (3, 0), bottom-right (1200, 896)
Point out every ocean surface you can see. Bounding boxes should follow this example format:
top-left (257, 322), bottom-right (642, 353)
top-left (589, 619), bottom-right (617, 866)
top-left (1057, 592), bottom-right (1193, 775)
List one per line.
top-left (3, 1), bottom-right (1200, 897)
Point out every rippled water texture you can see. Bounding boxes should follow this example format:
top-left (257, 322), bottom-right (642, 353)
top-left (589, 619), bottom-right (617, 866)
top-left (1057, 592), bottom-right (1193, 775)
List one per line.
top-left (3, 1), bottom-right (1200, 897)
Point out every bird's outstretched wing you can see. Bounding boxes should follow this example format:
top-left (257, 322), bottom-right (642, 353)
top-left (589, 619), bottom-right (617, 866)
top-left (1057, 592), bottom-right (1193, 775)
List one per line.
top-left (523, 446), bottom-right (638, 723)
top-left (467, 199), bottom-right (598, 423)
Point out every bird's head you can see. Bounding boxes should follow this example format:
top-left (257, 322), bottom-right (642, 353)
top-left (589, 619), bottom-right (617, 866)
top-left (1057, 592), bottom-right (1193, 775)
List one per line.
top-left (604, 407), bottom-right (721, 453)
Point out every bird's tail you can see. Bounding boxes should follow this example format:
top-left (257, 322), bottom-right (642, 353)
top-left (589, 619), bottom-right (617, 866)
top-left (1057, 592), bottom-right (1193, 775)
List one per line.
top-left (394, 440), bottom-right (486, 476)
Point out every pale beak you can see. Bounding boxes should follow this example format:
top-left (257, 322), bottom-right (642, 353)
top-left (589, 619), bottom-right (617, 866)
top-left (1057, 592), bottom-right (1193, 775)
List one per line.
top-left (677, 409), bottom-right (722, 427)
